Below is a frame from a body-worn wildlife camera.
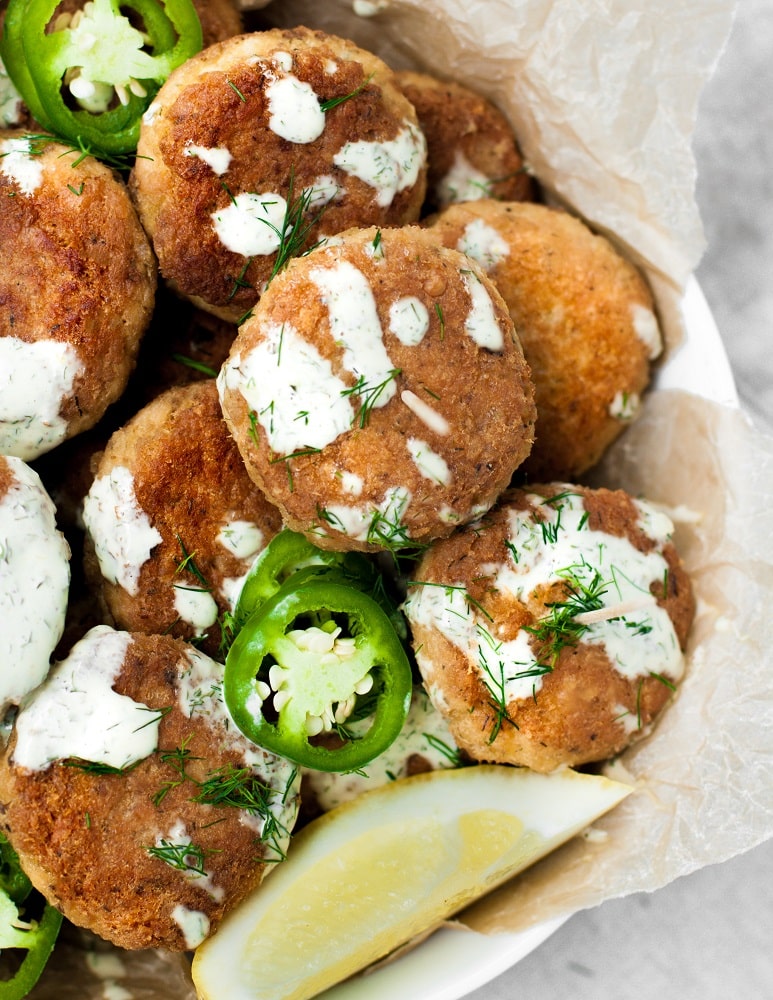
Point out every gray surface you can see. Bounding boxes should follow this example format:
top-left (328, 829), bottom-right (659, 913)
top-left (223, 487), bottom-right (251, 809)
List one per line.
top-left (468, 1), bottom-right (773, 997)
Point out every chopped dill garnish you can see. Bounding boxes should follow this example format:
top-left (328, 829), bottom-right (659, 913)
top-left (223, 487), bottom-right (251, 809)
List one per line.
top-left (227, 257), bottom-right (254, 302)
top-left (67, 182), bottom-right (84, 196)
top-left (62, 757), bottom-right (139, 776)
top-left (172, 354), bottom-right (218, 378)
top-left (192, 765), bottom-right (291, 859)
top-left (407, 580), bottom-right (493, 622)
top-left (175, 536), bottom-right (211, 591)
top-left (318, 73), bottom-right (374, 112)
top-left (267, 169), bottom-right (330, 284)
top-left (422, 733), bottom-right (465, 767)
top-left (341, 369), bottom-right (401, 428)
top-left (226, 79), bottom-right (247, 102)
top-left (475, 624), bottom-right (518, 742)
top-left (146, 839), bottom-right (219, 876)
top-left (434, 302), bottom-right (445, 340)
top-left (19, 132), bottom-right (134, 171)
top-left (522, 563), bottom-right (608, 668)
top-left (248, 410), bottom-right (260, 444)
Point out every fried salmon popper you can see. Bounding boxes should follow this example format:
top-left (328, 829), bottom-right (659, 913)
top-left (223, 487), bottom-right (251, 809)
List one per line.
top-left (395, 70), bottom-right (536, 213)
top-left (403, 484), bottom-right (695, 773)
top-left (0, 626), bottom-right (300, 951)
top-left (217, 224), bottom-right (537, 552)
top-left (82, 380), bottom-right (283, 659)
top-left (129, 26), bottom-right (428, 322)
top-left (429, 200), bottom-right (663, 481)
top-left (0, 133), bottom-right (156, 461)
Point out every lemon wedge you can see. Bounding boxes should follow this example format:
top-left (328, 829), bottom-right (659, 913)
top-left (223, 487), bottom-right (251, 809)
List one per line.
top-left (192, 765), bottom-right (631, 1000)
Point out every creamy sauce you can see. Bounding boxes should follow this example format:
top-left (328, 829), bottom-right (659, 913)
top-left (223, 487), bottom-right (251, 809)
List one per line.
top-left (332, 121), bottom-right (426, 207)
top-left (0, 136), bottom-right (44, 194)
top-left (337, 470), bottom-right (364, 495)
top-left (218, 520), bottom-right (264, 560)
top-left (174, 585), bottom-right (219, 634)
top-left (266, 73), bottom-right (325, 143)
top-left (12, 626), bottom-right (161, 771)
top-left (177, 647), bottom-right (230, 729)
top-left (388, 296), bottom-right (429, 345)
top-left (310, 260), bottom-right (398, 408)
top-left (83, 466), bottom-right (162, 596)
top-left (437, 149), bottom-right (491, 205)
top-left (307, 174), bottom-right (344, 210)
top-left (303, 688), bottom-right (459, 811)
top-left (404, 492), bottom-right (683, 707)
top-left (461, 269), bottom-right (505, 350)
top-left (211, 192), bottom-right (287, 257)
top-left (184, 143), bottom-right (232, 175)
top-left (171, 905), bottom-right (210, 950)
top-left (219, 327), bottom-right (353, 456)
top-left (400, 389), bottom-right (450, 436)
top-left (609, 389), bottom-right (640, 421)
top-left (0, 458), bottom-right (70, 711)
top-left (457, 218), bottom-right (510, 271)
top-left (0, 336), bottom-right (84, 460)
top-left (407, 438), bottom-right (451, 485)
top-left (320, 485), bottom-right (411, 544)
top-left (631, 303), bottom-right (663, 359)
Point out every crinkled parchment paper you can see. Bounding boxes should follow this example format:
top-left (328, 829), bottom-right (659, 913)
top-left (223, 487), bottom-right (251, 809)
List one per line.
top-left (31, 0), bottom-right (773, 994)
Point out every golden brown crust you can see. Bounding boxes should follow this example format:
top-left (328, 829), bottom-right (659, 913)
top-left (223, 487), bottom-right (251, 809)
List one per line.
top-left (0, 631), bottom-right (298, 951)
top-left (405, 484), bottom-right (695, 772)
top-left (130, 27), bottom-right (427, 321)
top-left (218, 225), bottom-right (536, 551)
top-left (83, 381), bottom-right (283, 656)
top-left (0, 135), bottom-right (156, 448)
top-left (396, 70), bottom-right (535, 212)
top-left (429, 200), bottom-right (658, 480)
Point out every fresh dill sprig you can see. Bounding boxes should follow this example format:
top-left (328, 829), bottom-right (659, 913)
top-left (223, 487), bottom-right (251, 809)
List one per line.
top-left (145, 839), bottom-right (217, 877)
top-left (475, 624), bottom-right (517, 742)
top-left (226, 79), bottom-right (247, 102)
top-left (171, 354), bottom-right (218, 378)
top-left (434, 302), bottom-right (445, 340)
top-left (266, 169), bottom-right (330, 284)
top-left (422, 733), bottom-right (466, 768)
top-left (20, 132), bottom-right (135, 171)
top-left (318, 73), bottom-right (374, 112)
top-left (192, 765), bottom-right (291, 859)
top-left (151, 737), bottom-right (201, 807)
top-left (341, 369), bottom-right (401, 428)
top-left (62, 757), bottom-right (139, 776)
top-left (227, 256), bottom-right (254, 303)
top-left (522, 564), bottom-right (609, 668)
top-left (175, 536), bottom-right (211, 591)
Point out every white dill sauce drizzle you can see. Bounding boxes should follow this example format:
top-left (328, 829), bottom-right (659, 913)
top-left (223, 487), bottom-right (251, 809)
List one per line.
top-left (0, 457), bottom-right (70, 711)
top-left (0, 135), bottom-right (44, 194)
top-left (82, 466), bottom-right (162, 596)
top-left (405, 493), bottom-right (684, 705)
top-left (333, 121), bottom-right (426, 207)
top-left (219, 327), bottom-right (353, 456)
top-left (0, 336), bottom-right (84, 460)
top-left (11, 626), bottom-right (161, 772)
